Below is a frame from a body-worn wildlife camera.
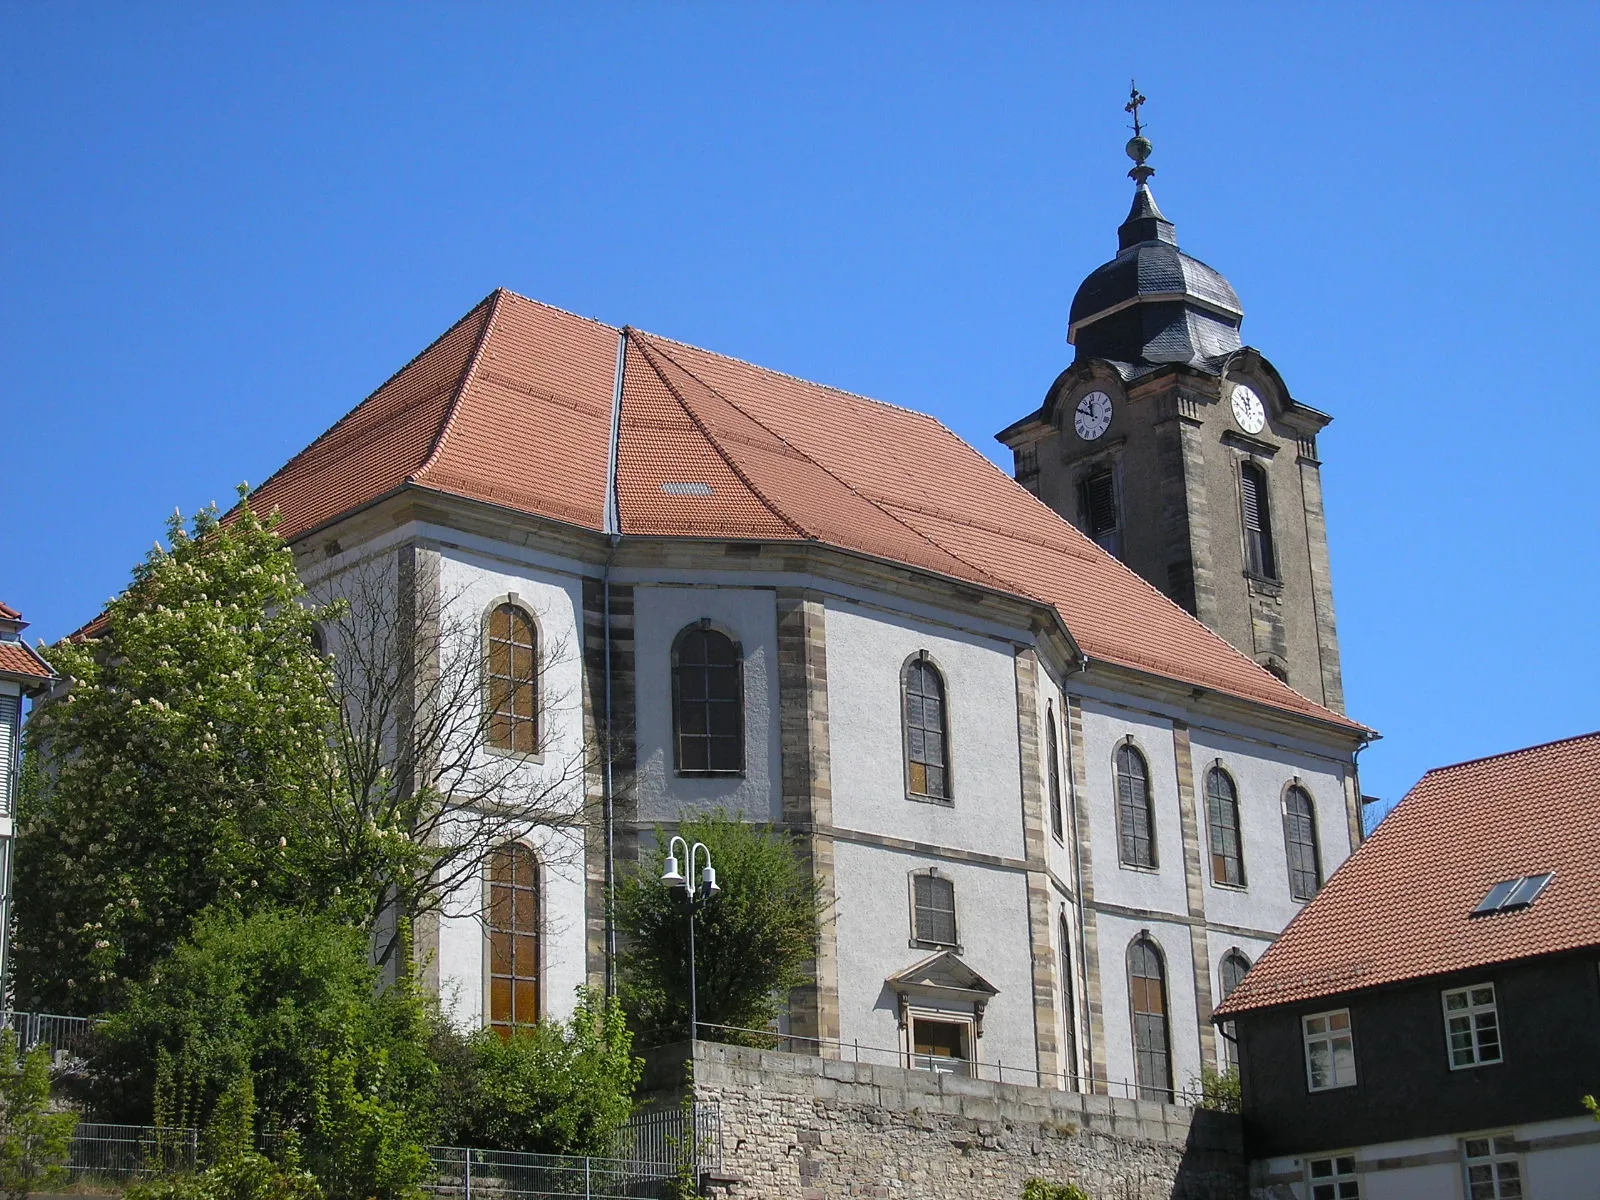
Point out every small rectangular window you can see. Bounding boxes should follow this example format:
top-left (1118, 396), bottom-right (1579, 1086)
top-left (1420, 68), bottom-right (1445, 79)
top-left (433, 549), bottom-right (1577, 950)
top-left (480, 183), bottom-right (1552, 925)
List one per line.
top-left (1442, 984), bottom-right (1503, 1069)
top-left (1461, 1135), bottom-right (1522, 1200)
top-left (1471, 872), bottom-right (1555, 916)
top-left (1303, 1009), bottom-right (1356, 1092)
top-left (912, 874), bottom-right (957, 947)
top-left (1080, 470), bottom-right (1121, 558)
top-left (1241, 462), bottom-right (1277, 579)
top-left (1307, 1154), bottom-right (1360, 1200)
top-left (911, 1018), bottom-right (970, 1075)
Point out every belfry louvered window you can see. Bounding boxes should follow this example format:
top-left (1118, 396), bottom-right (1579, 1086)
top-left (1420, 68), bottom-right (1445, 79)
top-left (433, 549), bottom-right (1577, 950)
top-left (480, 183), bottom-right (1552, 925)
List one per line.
top-left (1284, 786), bottom-right (1323, 900)
top-left (1128, 937), bottom-right (1173, 1101)
top-left (486, 603), bottom-right (539, 754)
top-left (1205, 767), bottom-right (1246, 886)
top-left (1115, 744), bottom-right (1156, 868)
top-left (912, 871), bottom-right (957, 946)
top-left (1240, 462), bottom-right (1277, 579)
top-left (673, 625), bottom-right (744, 775)
top-left (1046, 704), bottom-right (1065, 842)
top-left (1080, 469), bottom-right (1121, 557)
top-left (904, 657), bottom-right (950, 799)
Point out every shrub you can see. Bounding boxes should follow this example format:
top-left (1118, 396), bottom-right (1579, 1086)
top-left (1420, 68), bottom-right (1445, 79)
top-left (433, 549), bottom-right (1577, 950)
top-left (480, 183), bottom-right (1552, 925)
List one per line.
top-left (436, 989), bottom-right (641, 1156)
top-left (124, 1153), bottom-right (326, 1200)
top-left (1190, 1063), bottom-right (1241, 1113)
top-left (615, 811), bottom-right (824, 1044)
top-left (90, 907), bottom-right (434, 1200)
top-left (1021, 1180), bottom-right (1092, 1200)
top-left (0, 1031), bottom-right (78, 1200)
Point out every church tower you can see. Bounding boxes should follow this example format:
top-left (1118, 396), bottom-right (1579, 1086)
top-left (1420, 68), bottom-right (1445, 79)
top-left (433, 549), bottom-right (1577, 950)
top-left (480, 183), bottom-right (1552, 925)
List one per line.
top-left (998, 90), bottom-right (1345, 711)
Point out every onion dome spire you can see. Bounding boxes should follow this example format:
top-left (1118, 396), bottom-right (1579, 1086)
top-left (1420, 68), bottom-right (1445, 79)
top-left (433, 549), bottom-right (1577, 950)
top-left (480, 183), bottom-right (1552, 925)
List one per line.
top-left (1064, 85), bottom-right (1244, 368)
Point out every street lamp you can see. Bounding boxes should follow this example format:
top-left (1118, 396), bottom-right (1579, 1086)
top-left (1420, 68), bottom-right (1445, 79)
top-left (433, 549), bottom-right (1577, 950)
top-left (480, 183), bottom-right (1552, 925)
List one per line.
top-left (662, 835), bottom-right (720, 1045)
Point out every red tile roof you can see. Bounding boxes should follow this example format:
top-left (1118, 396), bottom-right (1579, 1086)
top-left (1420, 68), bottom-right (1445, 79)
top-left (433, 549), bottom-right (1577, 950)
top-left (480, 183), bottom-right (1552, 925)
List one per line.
top-left (0, 602), bottom-right (21, 620)
top-left (242, 288), bottom-right (1362, 732)
top-left (1216, 731), bottom-right (1600, 1017)
top-left (0, 640), bottom-right (54, 683)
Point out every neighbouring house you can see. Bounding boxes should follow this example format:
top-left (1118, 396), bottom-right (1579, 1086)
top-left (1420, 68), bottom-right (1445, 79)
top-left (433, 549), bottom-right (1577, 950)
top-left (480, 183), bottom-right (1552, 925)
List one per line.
top-left (1214, 730), bottom-right (1600, 1199)
top-left (67, 120), bottom-right (1377, 1101)
top-left (0, 603), bottom-right (57, 990)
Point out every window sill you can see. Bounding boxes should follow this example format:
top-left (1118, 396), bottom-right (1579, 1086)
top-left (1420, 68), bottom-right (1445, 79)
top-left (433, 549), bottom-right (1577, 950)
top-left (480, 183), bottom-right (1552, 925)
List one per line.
top-left (1117, 861), bottom-right (1160, 875)
top-left (1243, 571), bottom-right (1283, 596)
top-left (1210, 879), bottom-right (1249, 892)
top-left (1306, 1081), bottom-right (1358, 1094)
top-left (676, 770), bottom-right (748, 780)
top-left (484, 744), bottom-right (546, 766)
top-left (910, 939), bottom-right (962, 955)
top-left (907, 792), bottom-right (955, 808)
top-left (1447, 1057), bottom-right (1504, 1072)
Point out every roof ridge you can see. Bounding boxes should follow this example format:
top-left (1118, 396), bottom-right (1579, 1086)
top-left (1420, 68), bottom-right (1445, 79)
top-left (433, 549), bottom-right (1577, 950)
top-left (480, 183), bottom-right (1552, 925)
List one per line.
top-left (245, 291), bottom-right (499, 507)
top-left (1418, 728), bottom-right (1600, 778)
top-left (492, 286), bottom-right (624, 333)
top-left (628, 335), bottom-right (810, 540)
top-left (634, 327), bottom-right (949, 425)
top-left (635, 334), bottom-right (1018, 596)
top-left (412, 288), bottom-right (506, 485)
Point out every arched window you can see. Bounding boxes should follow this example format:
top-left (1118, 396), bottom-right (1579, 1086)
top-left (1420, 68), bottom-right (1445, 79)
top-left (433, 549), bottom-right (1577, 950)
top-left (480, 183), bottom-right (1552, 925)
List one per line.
top-left (903, 657), bottom-right (950, 800)
top-left (1046, 704), bottom-right (1065, 842)
top-left (486, 603), bottom-right (539, 754)
top-left (487, 843), bottom-right (540, 1035)
top-left (1205, 767), bottom-right (1246, 887)
top-left (1115, 744), bottom-right (1156, 869)
top-left (672, 624), bottom-right (743, 775)
top-left (1240, 462), bottom-right (1277, 580)
top-left (1284, 786), bottom-right (1323, 900)
top-left (1059, 915), bottom-right (1079, 1090)
top-left (911, 870), bottom-right (957, 947)
top-left (1218, 950), bottom-right (1252, 1071)
top-left (1128, 937), bottom-right (1172, 1101)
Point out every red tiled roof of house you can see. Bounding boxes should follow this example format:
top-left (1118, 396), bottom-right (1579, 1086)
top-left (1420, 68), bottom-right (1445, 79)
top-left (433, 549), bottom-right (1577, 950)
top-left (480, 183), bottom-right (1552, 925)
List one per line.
top-left (0, 602), bottom-right (21, 620)
top-left (238, 288), bottom-right (1365, 732)
top-left (1215, 731), bottom-right (1600, 1017)
top-left (0, 640), bottom-right (54, 683)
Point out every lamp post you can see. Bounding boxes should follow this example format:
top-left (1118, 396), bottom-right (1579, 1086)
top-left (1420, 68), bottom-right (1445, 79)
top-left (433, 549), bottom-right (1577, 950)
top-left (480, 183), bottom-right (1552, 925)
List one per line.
top-left (661, 835), bottom-right (720, 1045)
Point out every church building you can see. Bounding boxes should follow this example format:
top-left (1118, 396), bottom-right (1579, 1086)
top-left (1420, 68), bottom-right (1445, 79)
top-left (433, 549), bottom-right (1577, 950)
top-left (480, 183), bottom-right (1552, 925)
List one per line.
top-left (243, 120), bottom-right (1373, 1100)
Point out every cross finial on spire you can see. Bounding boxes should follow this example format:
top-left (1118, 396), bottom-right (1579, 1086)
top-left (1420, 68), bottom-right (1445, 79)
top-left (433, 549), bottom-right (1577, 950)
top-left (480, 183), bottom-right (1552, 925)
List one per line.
top-left (1124, 80), bottom-right (1155, 185)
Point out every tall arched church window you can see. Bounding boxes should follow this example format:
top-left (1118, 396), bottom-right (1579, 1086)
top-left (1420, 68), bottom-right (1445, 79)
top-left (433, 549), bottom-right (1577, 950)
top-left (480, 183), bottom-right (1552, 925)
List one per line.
top-left (1205, 767), bottom-right (1246, 887)
top-left (1080, 469), bottom-right (1121, 558)
top-left (1128, 937), bottom-right (1173, 1101)
top-left (487, 843), bottom-right (540, 1035)
top-left (672, 625), bottom-right (744, 775)
top-left (903, 657), bottom-right (950, 800)
top-left (1284, 786), bottom-right (1324, 901)
top-left (1046, 704), bottom-right (1065, 842)
top-left (1240, 462), bottom-right (1277, 580)
top-left (1059, 915), bottom-right (1079, 1090)
top-left (1218, 950), bottom-right (1252, 1071)
top-left (486, 603), bottom-right (539, 754)
top-left (1115, 744), bottom-right (1156, 869)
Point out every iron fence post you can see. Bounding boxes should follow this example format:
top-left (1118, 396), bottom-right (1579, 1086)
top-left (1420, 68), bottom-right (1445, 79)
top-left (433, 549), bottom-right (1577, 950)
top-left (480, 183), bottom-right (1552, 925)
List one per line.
top-left (464, 1146), bottom-right (471, 1200)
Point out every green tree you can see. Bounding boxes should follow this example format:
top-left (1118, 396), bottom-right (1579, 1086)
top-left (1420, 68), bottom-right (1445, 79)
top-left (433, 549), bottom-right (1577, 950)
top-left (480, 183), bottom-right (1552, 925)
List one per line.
top-left (88, 908), bottom-right (433, 1200)
top-left (14, 495), bottom-right (387, 1012)
top-left (614, 811), bottom-right (824, 1044)
top-left (0, 1031), bottom-right (78, 1200)
top-left (434, 989), bottom-right (641, 1155)
top-left (1189, 1063), bottom-right (1241, 1113)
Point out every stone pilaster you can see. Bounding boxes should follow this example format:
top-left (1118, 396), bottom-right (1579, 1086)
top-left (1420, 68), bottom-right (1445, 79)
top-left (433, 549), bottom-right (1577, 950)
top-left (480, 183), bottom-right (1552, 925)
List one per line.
top-left (583, 577), bottom-right (636, 995)
top-left (775, 589), bottom-right (840, 1050)
top-left (400, 542), bottom-right (445, 996)
top-left (1170, 722), bottom-right (1217, 1067)
top-left (1065, 697), bottom-right (1108, 1091)
top-left (1013, 649), bottom-right (1060, 1083)
top-left (1174, 406), bottom-right (1220, 626)
top-left (1297, 455), bottom-right (1346, 713)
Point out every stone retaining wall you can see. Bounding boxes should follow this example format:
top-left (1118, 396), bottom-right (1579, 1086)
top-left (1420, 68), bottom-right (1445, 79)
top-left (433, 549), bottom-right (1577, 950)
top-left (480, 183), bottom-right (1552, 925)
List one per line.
top-left (644, 1042), bottom-right (1245, 1200)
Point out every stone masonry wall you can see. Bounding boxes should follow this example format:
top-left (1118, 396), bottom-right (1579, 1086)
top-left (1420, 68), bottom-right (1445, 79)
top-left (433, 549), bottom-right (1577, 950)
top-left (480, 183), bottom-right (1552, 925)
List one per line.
top-left (646, 1042), bottom-right (1245, 1200)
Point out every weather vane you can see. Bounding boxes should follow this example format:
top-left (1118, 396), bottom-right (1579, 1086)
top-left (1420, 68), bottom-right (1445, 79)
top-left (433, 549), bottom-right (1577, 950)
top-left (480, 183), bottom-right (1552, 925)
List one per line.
top-left (1124, 80), bottom-right (1154, 185)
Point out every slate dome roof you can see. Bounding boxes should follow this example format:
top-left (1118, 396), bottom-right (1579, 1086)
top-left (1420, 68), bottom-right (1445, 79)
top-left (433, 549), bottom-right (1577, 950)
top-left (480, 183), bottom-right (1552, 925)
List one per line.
top-left (1067, 184), bottom-right (1245, 368)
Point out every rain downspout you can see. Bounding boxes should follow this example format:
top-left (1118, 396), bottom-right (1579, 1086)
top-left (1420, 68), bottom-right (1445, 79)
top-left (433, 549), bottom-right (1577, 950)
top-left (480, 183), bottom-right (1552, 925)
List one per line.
top-left (1064, 651), bottom-right (1094, 1087)
top-left (602, 328), bottom-right (628, 997)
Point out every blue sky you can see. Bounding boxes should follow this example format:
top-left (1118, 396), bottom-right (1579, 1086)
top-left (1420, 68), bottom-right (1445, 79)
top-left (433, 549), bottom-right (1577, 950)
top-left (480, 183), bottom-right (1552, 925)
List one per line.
top-left (5, 4), bottom-right (1597, 816)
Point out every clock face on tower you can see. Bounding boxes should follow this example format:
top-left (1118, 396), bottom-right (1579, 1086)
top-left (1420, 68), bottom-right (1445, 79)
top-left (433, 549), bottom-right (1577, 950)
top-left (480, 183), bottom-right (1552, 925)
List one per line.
top-left (1074, 391), bottom-right (1113, 441)
top-left (1230, 384), bottom-right (1267, 435)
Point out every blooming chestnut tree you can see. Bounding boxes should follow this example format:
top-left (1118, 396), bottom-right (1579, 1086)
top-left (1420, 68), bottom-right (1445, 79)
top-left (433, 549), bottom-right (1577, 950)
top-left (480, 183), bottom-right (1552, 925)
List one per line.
top-left (14, 494), bottom-right (383, 1013)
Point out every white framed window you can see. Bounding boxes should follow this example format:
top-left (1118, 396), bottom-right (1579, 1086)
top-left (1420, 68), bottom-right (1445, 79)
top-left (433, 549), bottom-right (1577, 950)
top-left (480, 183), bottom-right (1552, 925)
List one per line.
top-left (1306, 1154), bottom-right (1360, 1200)
top-left (1302, 1009), bottom-right (1356, 1091)
top-left (1443, 984), bottom-right (1502, 1069)
top-left (1461, 1134), bottom-right (1522, 1200)
top-left (909, 1013), bottom-right (973, 1076)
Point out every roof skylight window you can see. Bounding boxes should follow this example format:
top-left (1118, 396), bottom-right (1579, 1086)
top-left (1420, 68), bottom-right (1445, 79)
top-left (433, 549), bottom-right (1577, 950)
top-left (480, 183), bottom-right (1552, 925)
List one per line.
top-left (1471, 872), bottom-right (1554, 916)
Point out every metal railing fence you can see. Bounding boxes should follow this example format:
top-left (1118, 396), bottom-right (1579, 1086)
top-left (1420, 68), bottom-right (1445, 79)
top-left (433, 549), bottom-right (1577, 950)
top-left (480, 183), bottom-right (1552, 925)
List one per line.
top-left (427, 1146), bottom-right (673, 1200)
top-left (1, 1009), bottom-right (98, 1061)
top-left (67, 1122), bottom-right (200, 1182)
top-left (619, 1101), bottom-right (721, 1172)
top-left (695, 1021), bottom-right (1212, 1107)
